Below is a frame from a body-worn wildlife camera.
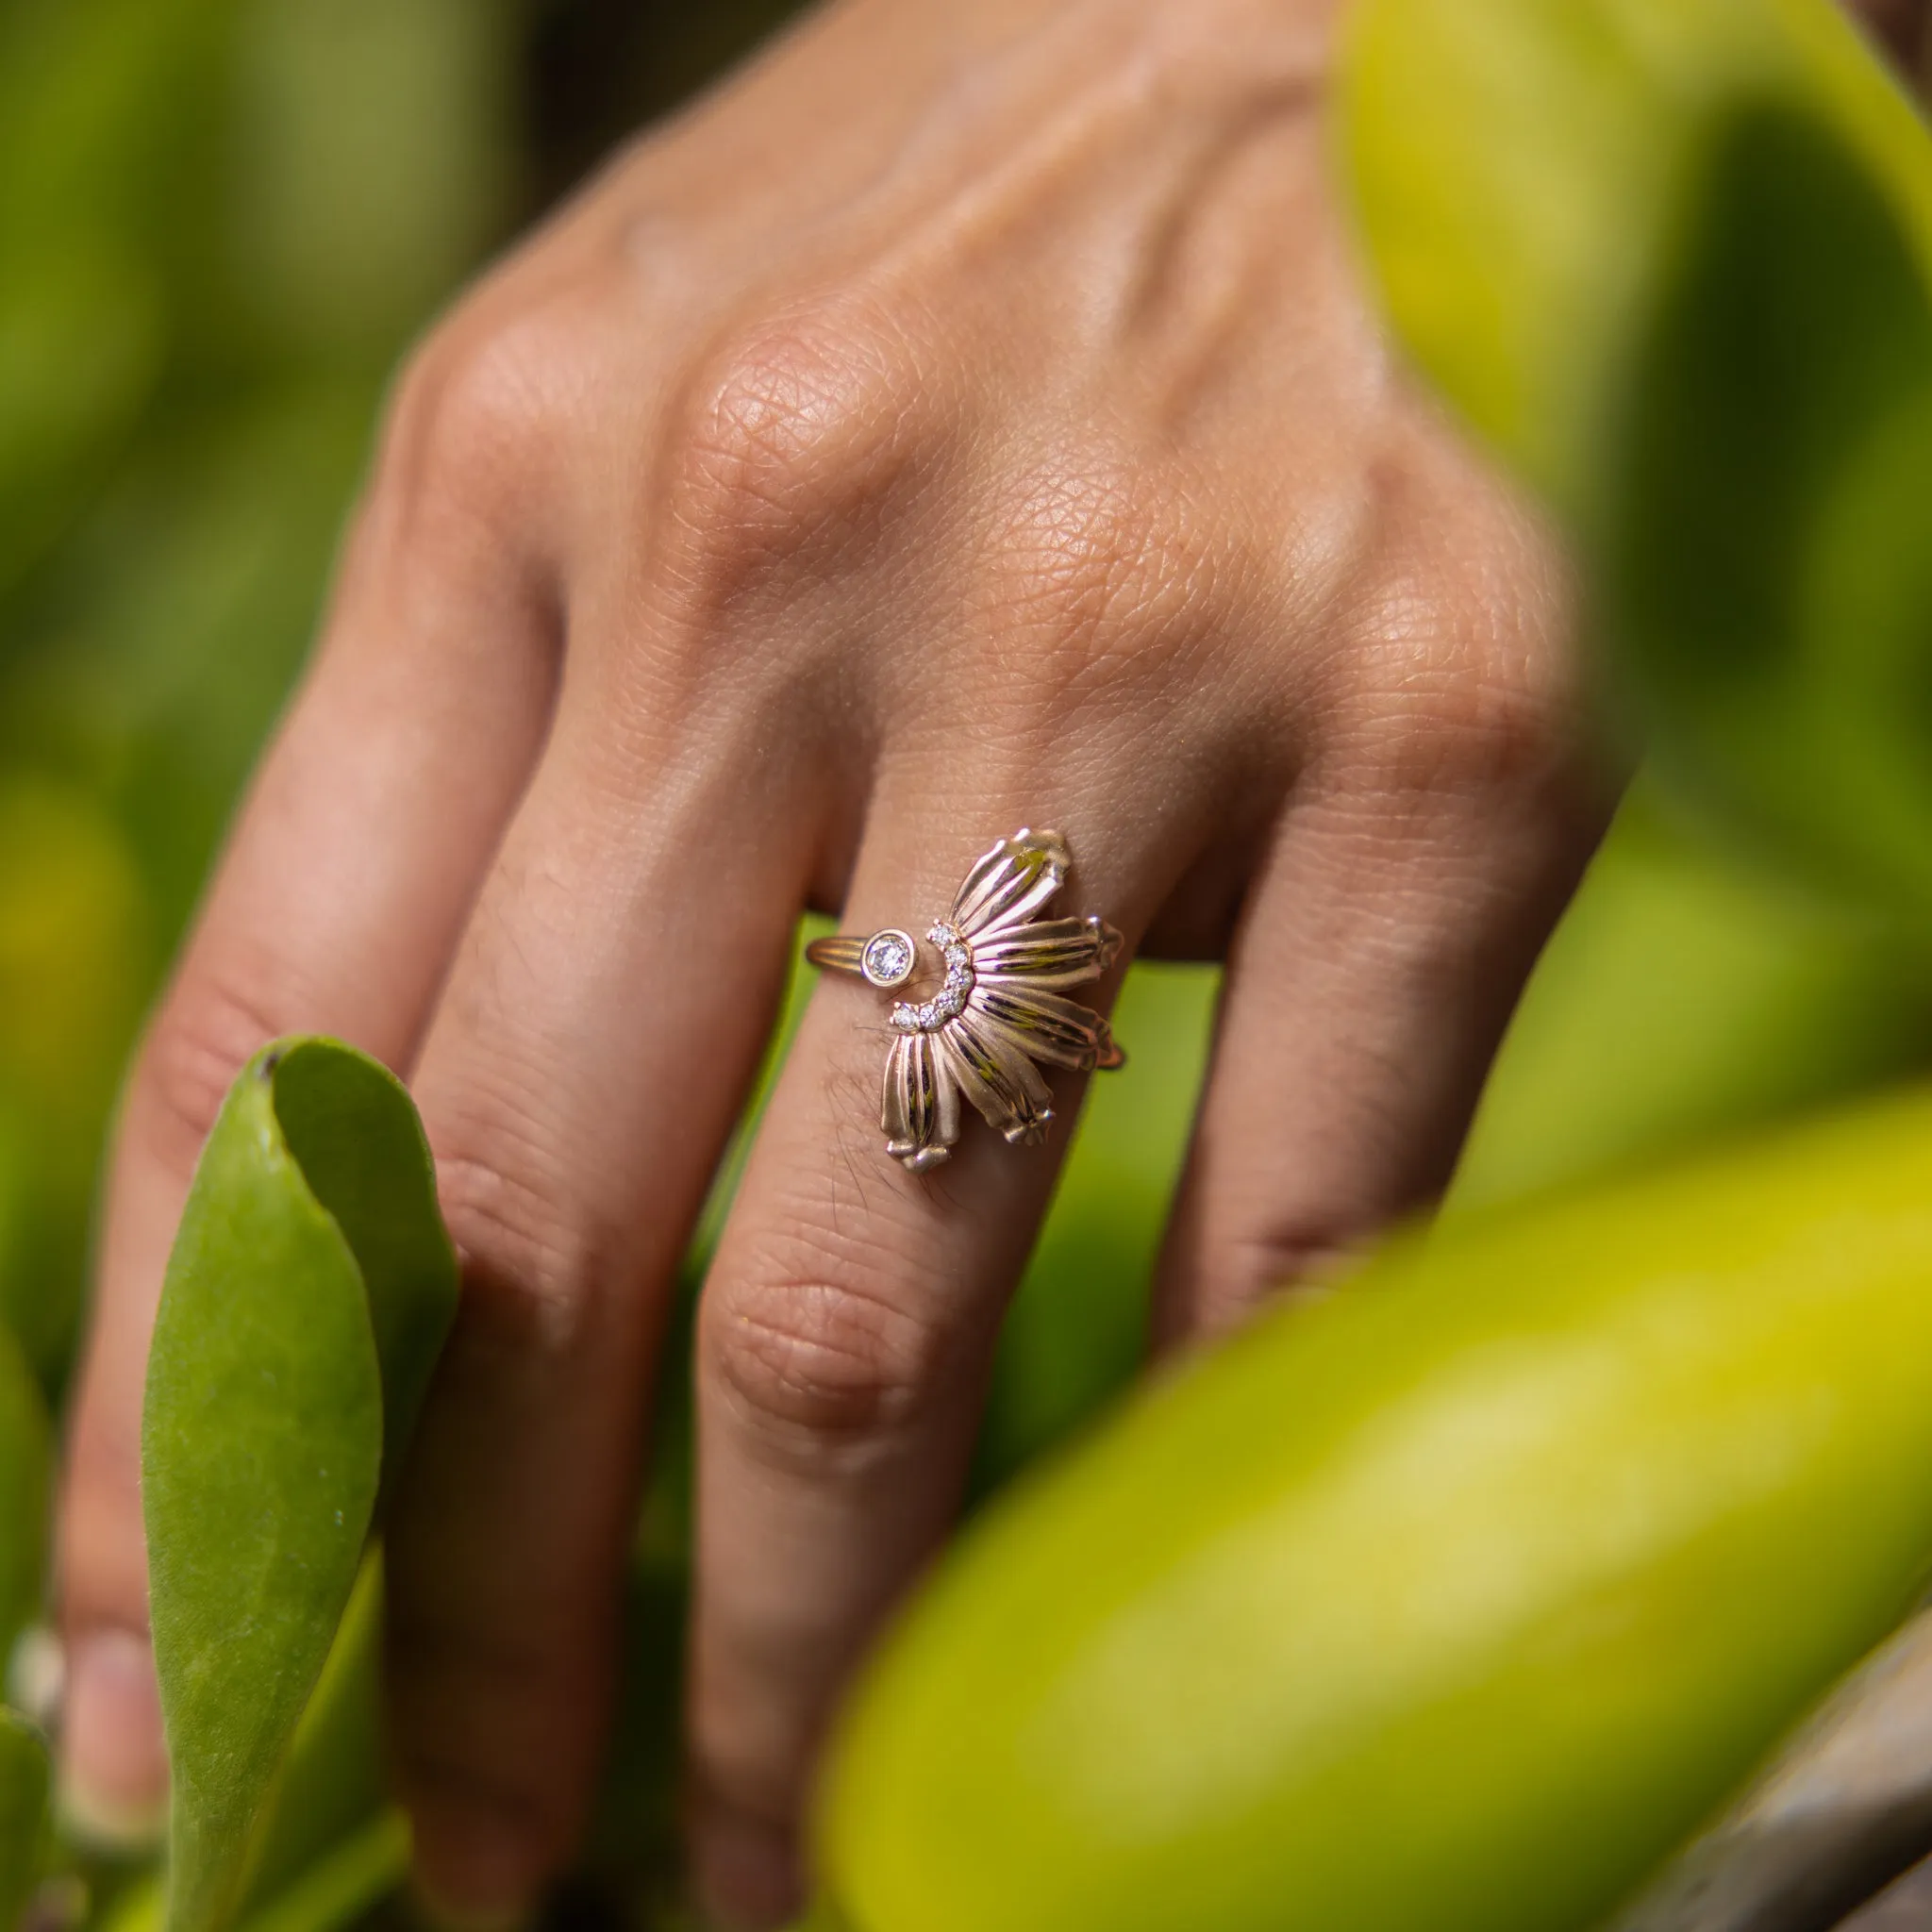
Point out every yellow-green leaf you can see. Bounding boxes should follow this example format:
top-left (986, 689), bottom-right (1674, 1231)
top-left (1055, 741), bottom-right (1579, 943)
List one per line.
top-left (1341, 0), bottom-right (1932, 517)
top-left (823, 1086), bottom-right (1932, 1932)
top-left (0, 1324), bottom-right (47, 1663)
top-left (1342, 0), bottom-right (1932, 915)
top-left (0, 1709), bottom-right (48, 1931)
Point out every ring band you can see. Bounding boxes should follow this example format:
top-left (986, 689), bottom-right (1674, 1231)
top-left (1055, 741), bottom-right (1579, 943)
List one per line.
top-left (808, 829), bottom-right (1124, 1173)
top-left (805, 929), bottom-right (920, 988)
top-left (804, 935), bottom-right (868, 977)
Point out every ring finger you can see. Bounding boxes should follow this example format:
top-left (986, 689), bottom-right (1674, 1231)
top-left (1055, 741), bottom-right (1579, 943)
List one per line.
top-left (686, 773), bottom-right (1187, 1927)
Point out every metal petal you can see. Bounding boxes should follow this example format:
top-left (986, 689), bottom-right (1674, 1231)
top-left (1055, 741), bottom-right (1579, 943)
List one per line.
top-left (934, 1039), bottom-right (961, 1151)
top-left (880, 1033), bottom-right (915, 1153)
top-left (883, 1030), bottom-right (955, 1173)
top-left (938, 1013), bottom-right (1054, 1144)
top-left (948, 829), bottom-right (1071, 940)
top-left (968, 983), bottom-right (1117, 1071)
top-left (970, 913), bottom-right (1122, 990)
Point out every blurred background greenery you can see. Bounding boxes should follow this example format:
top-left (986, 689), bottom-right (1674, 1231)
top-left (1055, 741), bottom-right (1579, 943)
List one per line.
top-left (8, 0), bottom-right (1932, 1923)
top-left (0, 0), bottom-right (815, 1390)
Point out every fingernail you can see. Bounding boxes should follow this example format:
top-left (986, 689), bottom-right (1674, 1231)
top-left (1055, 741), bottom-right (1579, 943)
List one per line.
top-left (58, 1628), bottom-right (169, 1850)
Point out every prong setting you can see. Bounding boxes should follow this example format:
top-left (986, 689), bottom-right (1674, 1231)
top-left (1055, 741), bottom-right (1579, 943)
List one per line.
top-left (860, 928), bottom-right (919, 989)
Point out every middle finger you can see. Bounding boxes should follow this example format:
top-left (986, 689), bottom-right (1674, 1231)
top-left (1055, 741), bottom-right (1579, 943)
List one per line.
top-left (387, 658), bottom-right (827, 1917)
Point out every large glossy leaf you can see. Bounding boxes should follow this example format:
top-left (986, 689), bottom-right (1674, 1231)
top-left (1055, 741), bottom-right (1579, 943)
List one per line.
top-left (0, 1323), bottom-right (47, 1661)
top-left (143, 1039), bottom-right (456, 1932)
top-left (0, 1708), bottom-right (47, 1932)
top-left (823, 1088), bottom-right (1932, 1932)
top-left (1343, 0), bottom-right (1932, 914)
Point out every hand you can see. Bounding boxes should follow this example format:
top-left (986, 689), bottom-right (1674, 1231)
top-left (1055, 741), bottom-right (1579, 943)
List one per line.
top-left (56, 0), bottom-right (1608, 1922)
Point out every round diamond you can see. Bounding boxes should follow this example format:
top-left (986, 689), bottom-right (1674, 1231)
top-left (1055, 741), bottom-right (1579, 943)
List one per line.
top-left (861, 929), bottom-right (917, 988)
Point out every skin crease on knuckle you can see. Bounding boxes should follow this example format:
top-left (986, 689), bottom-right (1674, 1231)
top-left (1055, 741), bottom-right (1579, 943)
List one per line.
top-left (134, 970), bottom-right (304, 1191)
top-left (703, 1250), bottom-right (959, 1457)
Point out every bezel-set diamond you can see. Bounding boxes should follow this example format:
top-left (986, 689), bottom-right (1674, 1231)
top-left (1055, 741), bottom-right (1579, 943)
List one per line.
top-left (860, 928), bottom-right (918, 989)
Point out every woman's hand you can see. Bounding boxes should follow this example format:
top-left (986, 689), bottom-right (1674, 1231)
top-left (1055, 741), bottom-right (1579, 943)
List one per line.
top-left (57, 0), bottom-right (1610, 1922)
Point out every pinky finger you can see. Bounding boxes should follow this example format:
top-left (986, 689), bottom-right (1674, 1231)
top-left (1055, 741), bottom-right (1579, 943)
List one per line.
top-left (1154, 749), bottom-right (1604, 1347)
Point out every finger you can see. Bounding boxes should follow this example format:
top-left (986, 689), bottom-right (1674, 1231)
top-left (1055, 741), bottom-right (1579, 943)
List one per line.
top-left (57, 365), bottom-right (559, 1839)
top-left (686, 807), bottom-right (1157, 1927)
top-left (383, 684), bottom-right (824, 1924)
top-left (1153, 696), bottom-right (1604, 1348)
top-left (1846, 0), bottom-right (1928, 67)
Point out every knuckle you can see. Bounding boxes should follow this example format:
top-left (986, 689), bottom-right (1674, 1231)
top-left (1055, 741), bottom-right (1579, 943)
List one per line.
top-left (430, 1106), bottom-right (613, 1356)
top-left (373, 306), bottom-right (573, 534)
top-left (701, 1256), bottom-right (951, 1449)
top-left (981, 458), bottom-right (1223, 700)
top-left (135, 958), bottom-right (295, 1179)
top-left (658, 293), bottom-right (933, 583)
top-left (1348, 586), bottom-right (1573, 807)
top-left (1339, 482), bottom-right (1578, 807)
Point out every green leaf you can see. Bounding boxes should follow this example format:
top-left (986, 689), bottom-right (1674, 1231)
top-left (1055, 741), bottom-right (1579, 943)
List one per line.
top-left (823, 1086), bottom-right (1932, 1932)
top-left (234, 1811), bottom-right (408, 1932)
top-left (1450, 784), bottom-right (1932, 1212)
top-left (785, 1902), bottom-right (857, 1932)
top-left (0, 1323), bottom-right (47, 1660)
top-left (1341, 0), bottom-right (1932, 915)
top-left (1341, 0), bottom-right (1932, 518)
top-left (236, 1556), bottom-right (385, 1921)
top-left (143, 1039), bottom-right (456, 1932)
top-left (0, 775), bottom-right (153, 1378)
top-left (0, 1708), bottom-right (48, 1931)
top-left (1600, 99), bottom-right (1932, 908)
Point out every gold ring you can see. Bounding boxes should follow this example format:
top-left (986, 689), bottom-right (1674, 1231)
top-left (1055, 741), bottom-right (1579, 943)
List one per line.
top-left (807, 829), bottom-right (1124, 1173)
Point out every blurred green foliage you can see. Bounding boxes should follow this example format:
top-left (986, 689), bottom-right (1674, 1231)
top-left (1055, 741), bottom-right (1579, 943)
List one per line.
top-left (1344, 0), bottom-right (1932, 920)
top-left (0, 1711), bottom-right (50, 1931)
top-left (0, 0), bottom-right (522, 1391)
top-left (0, 1331), bottom-right (49, 1674)
top-left (5, 0), bottom-right (1932, 1928)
